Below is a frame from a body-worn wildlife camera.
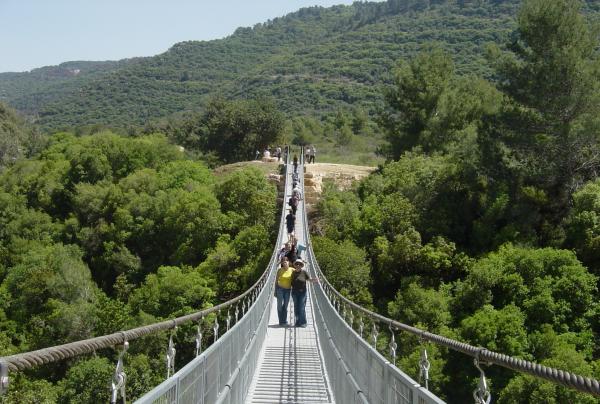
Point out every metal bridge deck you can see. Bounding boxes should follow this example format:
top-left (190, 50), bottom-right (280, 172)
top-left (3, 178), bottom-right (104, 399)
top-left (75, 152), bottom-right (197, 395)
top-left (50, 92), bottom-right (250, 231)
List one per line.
top-left (246, 163), bottom-right (334, 404)
top-left (245, 293), bottom-right (333, 404)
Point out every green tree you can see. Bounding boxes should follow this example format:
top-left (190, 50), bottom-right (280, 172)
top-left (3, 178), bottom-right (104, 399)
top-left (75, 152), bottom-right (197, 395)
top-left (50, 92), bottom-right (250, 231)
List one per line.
top-left (488, 0), bottom-right (600, 222)
top-left (216, 167), bottom-right (277, 234)
top-left (2, 243), bottom-right (99, 348)
top-left (351, 107), bottom-right (368, 134)
top-left (57, 357), bottom-right (113, 403)
top-left (0, 102), bottom-right (44, 168)
top-left (129, 265), bottom-right (215, 319)
top-left (388, 281), bottom-right (451, 334)
top-left (379, 45), bottom-right (502, 160)
top-left (452, 244), bottom-right (598, 334)
top-left (312, 236), bottom-right (372, 306)
top-left (378, 45), bottom-right (454, 158)
top-left (564, 178), bottom-right (600, 274)
top-left (336, 124), bottom-right (353, 146)
top-left (499, 325), bottom-right (599, 404)
top-left (2, 374), bottom-right (58, 404)
top-left (186, 98), bottom-right (284, 163)
top-left (460, 304), bottom-right (529, 357)
top-left (314, 183), bottom-right (361, 241)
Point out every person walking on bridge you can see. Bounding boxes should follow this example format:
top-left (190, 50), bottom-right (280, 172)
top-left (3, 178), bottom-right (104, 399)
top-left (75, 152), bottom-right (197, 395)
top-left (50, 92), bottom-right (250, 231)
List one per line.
top-left (292, 185), bottom-right (302, 201)
top-left (286, 210), bottom-right (296, 242)
top-left (288, 194), bottom-right (298, 215)
top-left (277, 242), bottom-right (291, 263)
top-left (291, 259), bottom-right (315, 328)
top-left (275, 257), bottom-right (293, 326)
top-left (293, 154), bottom-right (299, 173)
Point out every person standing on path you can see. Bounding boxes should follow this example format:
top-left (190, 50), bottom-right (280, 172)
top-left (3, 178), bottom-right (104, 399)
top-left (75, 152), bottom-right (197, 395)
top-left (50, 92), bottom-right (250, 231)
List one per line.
top-left (285, 243), bottom-right (298, 264)
top-left (292, 185), bottom-right (302, 202)
top-left (277, 242), bottom-right (292, 263)
top-left (286, 210), bottom-right (296, 242)
top-left (291, 259), bottom-right (316, 327)
top-left (293, 154), bottom-right (299, 173)
top-left (275, 257), bottom-right (293, 326)
top-left (289, 195), bottom-right (298, 215)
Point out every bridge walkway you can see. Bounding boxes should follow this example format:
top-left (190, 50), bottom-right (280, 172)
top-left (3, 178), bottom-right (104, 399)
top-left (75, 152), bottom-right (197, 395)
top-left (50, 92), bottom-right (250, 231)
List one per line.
top-left (245, 163), bottom-right (334, 404)
top-left (245, 289), bottom-right (333, 403)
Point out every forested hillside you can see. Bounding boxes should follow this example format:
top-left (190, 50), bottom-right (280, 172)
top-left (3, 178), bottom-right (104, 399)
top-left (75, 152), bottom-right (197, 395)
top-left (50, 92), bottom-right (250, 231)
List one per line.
top-left (0, 103), bottom-right (44, 167)
top-left (0, 60), bottom-right (127, 116)
top-left (0, 0), bottom-right (530, 130)
top-left (312, 0), bottom-right (600, 402)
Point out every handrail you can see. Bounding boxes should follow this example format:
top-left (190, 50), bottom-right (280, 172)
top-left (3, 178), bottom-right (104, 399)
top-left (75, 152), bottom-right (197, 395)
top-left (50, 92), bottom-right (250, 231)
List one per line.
top-left (0, 273), bottom-right (268, 373)
top-left (305, 210), bottom-right (600, 397)
top-left (0, 147), bottom-right (291, 398)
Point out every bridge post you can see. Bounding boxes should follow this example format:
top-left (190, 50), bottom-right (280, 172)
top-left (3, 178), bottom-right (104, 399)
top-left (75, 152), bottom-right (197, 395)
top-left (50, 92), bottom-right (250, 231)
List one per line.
top-left (195, 317), bottom-right (203, 357)
top-left (110, 340), bottom-right (128, 404)
top-left (166, 328), bottom-right (176, 378)
top-left (213, 311), bottom-right (220, 343)
top-left (359, 315), bottom-right (365, 338)
top-left (418, 345), bottom-right (430, 390)
top-left (473, 351), bottom-right (491, 404)
top-left (0, 361), bottom-right (8, 395)
top-left (371, 323), bottom-right (379, 349)
top-left (388, 325), bottom-right (397, 366)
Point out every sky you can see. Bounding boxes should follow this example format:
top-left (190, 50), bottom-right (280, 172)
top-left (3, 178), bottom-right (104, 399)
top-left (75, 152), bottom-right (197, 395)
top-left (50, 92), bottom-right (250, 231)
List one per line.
top-left (0, 0), bottom-right (365, 73)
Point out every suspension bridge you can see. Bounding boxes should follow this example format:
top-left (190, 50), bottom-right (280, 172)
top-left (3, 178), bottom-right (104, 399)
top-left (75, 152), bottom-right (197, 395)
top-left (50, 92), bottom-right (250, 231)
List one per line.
top-left (1, 152), bottom-right (599, 404)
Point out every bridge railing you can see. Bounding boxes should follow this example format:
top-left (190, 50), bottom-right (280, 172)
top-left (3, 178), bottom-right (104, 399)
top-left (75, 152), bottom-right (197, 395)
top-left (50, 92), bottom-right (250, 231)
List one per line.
top-left (300, 166), bottom-right (443, 404)
top-left (134, 152), bottom-right (291, 404)
top-left (0, 152), bottom-right (291, 404)
top-left (135, 258), bottom-right (276, 404)
top-left (299, 170), bottom-right (600, 403)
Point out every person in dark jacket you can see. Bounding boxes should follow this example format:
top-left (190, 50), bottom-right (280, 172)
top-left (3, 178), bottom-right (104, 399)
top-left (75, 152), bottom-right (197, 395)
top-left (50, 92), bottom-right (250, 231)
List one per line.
top-left (289, 195), bottom-right (298, 215)
top-left (293, 154), bottom-right (299, 173)
top-left (277, 242), bottom-right (292, 263)
top-left (285, 243), bottom-right (298, 263)
top-left (291, 259), bottom-right (316, 327)
top-left (286, 210), bottom-right (295, 241)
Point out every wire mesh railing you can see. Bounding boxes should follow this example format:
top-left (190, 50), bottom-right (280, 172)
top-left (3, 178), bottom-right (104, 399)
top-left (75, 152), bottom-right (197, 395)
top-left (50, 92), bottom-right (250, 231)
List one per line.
top-left (298, 166), bottom-right (600, 403)
top-left (134, 151), bottom-right (292, 403)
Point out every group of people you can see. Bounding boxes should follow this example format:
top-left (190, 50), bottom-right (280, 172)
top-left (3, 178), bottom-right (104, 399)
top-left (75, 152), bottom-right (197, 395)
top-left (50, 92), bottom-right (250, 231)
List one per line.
top-left (254, 145), bottom-right (315, 165)
top-left (286, 175), bottom-right (303, 239)
top-left (276, 169), bottom-right (315, 327)
top-left (275, 234), bottom-right (314, 327)
top-left (255, 145), bottom-right (287, 162)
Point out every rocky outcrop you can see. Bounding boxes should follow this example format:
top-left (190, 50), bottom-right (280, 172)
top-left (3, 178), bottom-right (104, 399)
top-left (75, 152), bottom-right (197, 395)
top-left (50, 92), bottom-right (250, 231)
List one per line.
top-left (304, 163), bottom-right (376, 210)
top-left (267, 173), bottom-right (286, 204)
top-left (261, 163), bottom-right (376, 209)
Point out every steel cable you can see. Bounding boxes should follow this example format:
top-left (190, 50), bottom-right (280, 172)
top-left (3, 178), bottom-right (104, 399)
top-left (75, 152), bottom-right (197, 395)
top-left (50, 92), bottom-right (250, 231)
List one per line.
top-left (310, 244), bottom-right (600, 397)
